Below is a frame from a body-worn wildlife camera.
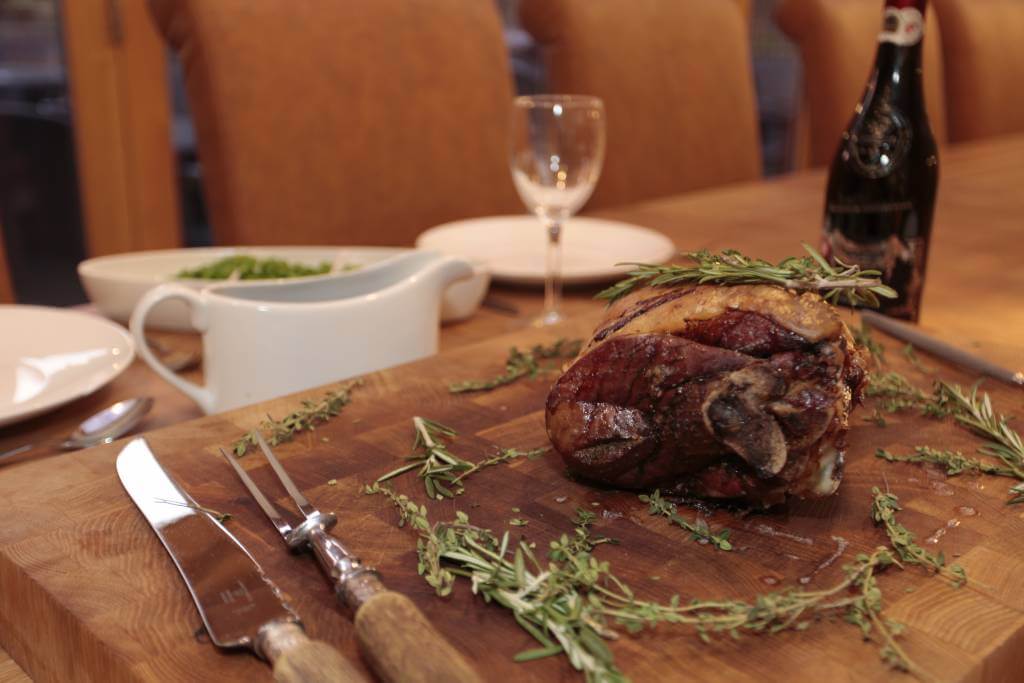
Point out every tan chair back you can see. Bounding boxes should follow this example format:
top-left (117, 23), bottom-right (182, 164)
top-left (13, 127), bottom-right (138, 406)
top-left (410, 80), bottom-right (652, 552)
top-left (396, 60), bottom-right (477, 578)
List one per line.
top-left (777, 0), bottom-right (947, 169)
top-left (0, 223), bottom-right (13, 303)
top-left (149, 0), bottom-right (521, 247)
top-left (933, 0), bottom-right (1024, 142)
top-left (519, 0), bottom-right (762, 210)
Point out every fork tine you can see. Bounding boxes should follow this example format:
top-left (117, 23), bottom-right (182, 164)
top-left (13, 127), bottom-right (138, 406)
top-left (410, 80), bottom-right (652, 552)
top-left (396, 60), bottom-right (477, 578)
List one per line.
top-left (219, 447), bottom-right (294, 538)
top-left (253, 432), bottom-right (319, 519)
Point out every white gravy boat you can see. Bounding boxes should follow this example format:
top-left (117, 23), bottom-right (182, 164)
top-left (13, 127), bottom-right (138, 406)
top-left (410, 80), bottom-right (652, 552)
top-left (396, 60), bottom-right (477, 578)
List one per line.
top-left (130, 250), bottom-right (471, 414)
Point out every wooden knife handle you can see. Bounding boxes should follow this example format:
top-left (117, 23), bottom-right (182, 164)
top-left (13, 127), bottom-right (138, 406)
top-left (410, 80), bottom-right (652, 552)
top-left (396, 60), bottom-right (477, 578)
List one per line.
top-left (353, 590), bottom-right (483, 683)
top-left (259, 620), bottom-right (369, 683)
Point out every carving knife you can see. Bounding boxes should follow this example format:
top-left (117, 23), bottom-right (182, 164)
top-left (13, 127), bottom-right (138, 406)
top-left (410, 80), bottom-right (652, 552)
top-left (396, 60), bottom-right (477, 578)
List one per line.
top-left (116, 438), bottom-right (369, 683)
top-left (860, 309), bottom-right (1024, 387)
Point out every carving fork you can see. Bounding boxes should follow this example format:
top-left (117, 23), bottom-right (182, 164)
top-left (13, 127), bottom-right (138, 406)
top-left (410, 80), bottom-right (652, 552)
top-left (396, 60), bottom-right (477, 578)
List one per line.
top-left (220, 433), bottom-right (481, 683)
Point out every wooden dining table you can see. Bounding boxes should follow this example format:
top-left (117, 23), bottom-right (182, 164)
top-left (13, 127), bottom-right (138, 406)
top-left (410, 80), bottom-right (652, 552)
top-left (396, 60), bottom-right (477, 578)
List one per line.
top-left (0, 134), bottom-right (1021, 682)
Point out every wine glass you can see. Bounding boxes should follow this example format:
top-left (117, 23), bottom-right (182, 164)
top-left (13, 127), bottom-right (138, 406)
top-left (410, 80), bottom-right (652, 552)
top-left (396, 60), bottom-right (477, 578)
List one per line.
top-left (509, 95), bottom-right (606, 326)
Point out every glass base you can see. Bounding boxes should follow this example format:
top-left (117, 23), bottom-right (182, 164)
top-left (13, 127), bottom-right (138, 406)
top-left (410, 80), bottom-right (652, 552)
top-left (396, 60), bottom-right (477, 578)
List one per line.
top-left (531, 309), bottom-right (564, 327)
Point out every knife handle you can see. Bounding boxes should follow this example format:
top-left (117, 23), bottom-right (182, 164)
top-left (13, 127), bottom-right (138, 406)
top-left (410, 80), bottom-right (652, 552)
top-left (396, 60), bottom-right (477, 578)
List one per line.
top-left (258, 620), bottom-right (370, 683)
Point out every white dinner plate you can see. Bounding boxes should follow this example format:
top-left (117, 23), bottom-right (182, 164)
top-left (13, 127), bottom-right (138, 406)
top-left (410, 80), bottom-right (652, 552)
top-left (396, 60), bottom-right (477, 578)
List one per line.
top-left (416, 216), bottom-right (677, 285)
top-left (0, 306), bottom-right (135, 428)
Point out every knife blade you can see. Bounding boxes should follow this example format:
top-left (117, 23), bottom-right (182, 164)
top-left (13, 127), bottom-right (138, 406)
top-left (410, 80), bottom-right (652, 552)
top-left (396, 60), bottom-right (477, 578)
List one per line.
top-left (116, 438), bottom-right (368, 683)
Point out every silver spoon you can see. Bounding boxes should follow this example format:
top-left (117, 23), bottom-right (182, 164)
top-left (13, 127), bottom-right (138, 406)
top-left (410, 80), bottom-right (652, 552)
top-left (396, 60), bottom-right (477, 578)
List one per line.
top-left (0, 397), bottom-right (154, 461)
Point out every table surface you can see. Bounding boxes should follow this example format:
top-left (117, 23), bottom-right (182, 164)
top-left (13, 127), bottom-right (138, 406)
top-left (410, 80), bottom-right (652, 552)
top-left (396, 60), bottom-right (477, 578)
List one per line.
top-left (0, 134), bottom-right (1021, 682)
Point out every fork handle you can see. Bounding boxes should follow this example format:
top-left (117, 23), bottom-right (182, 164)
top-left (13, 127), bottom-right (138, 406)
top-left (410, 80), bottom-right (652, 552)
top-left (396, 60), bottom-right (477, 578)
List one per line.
top-left (305, 529), bottom-right (482, 683)
top-left (353, 588), bottom-right (482, 683)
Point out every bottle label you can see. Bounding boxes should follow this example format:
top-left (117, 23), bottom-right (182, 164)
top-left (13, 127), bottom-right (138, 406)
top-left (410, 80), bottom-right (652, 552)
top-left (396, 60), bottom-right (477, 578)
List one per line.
top-left (823, 221), bottom-right (926, 319)
top-left (846, 94), bottom-right (913, 179)
top-left (878, 7), bottom-right (924, 46)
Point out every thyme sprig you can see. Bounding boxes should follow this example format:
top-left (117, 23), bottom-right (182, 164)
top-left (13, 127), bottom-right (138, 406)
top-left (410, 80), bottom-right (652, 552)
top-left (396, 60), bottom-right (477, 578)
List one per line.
top-left (451, 446), bottom-right (548, 485)
top-left (449, 339), bottom-right (583, 393)
top-left (232, 380), bottom-right (361, 456)
top-left (639, 490), bottom-right (732, 551)
top-left (595, 243), bottom-right (896, 306)
top-left (902, 344), bottom-right (931, 373)
top-left (877, 447), bottom-right (1020, 478)
top-left (870, 373), bottom-right (1024, 503)
top-left (365, 485), bottom-right (917, 681)
top-left (871, 488), bottom-right (966, 588)
top-left (375, 417), bottom-right (473, 500)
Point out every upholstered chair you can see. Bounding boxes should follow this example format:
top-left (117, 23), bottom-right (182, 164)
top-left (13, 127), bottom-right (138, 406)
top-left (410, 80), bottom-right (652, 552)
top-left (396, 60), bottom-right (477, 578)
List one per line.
top-left (518, 0), bottom-right (762, 209)
top-left (932, 0), bottom-right (1024, 142)
top-left (149, 0), bottom-right (522, 246)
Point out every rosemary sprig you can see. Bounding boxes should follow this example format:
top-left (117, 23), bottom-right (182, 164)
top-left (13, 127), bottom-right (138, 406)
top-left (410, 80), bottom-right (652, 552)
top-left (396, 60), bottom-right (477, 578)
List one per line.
top-left (871, 488), bottom-right (966, 588)
top-left (449, 339), bottom-right (583, 393)
top-left (933, 381), bottom-right (1024, 472)
top-left (595, 243), bottom-right (896, 306)
top-left (451, 446), bottom-right (548, 484)
top-left (639, 490), bottom-right (732, 551)
top-left (375, 417), bottom-right (473, 500)
top-left (365, 485), bottom-right (917, 680)
top-left (232, 380), bottom-right (361, 456)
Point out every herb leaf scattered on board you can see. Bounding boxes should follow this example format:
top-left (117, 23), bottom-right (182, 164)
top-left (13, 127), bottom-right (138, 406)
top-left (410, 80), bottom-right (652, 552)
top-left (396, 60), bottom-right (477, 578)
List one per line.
top-left (449, 339), bottom-right (583, 393)
top-left (232, 380), bottom-right (361, 456)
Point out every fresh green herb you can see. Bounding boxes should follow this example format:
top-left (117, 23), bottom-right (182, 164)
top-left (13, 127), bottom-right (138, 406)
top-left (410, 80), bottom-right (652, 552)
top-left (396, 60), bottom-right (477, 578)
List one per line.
top-left (154, 498), bottom-right (232, 524)
top-left (871, 375), bottom-right (1024, 503)
top-left (901, 344), bottom-right (931, 373)
top-left (639, 490), bottom-right (732, 551)
top-left (934, 381), bottom-right (1024, 473)
top-left (233, 380), bottom-right (361, 456)
top-left (365, 485), bottom-right (917, 681)
top-left (449, 339), bottom-right (583, 393)
top-left (509, 518), bottom-right (529, 527)
top-left (451, 446), bottom-right (548, 485)
top-left (375, 417), bottom-right (473, 500)
top-left (595, 243), bottom-right (896, 307)
top-left (864, 371), bottom-right (938, 415)
top-left (877, 447), bottom-right (1020, 478)
top-left (853, 321), bottom-right (886, 366)
top-left (871, 487), bottom-right (966, 588)
top-left (176, 255), bottom-right (352, 280)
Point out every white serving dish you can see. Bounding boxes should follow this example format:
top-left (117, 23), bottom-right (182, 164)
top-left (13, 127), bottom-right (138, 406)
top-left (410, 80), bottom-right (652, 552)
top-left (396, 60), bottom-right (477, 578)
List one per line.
top-left (129, 251), bottom-right (472, 414)
top-left (79, 246), bottom-right (490, 330)
top-left (0, 305), bottom-right (135, 427)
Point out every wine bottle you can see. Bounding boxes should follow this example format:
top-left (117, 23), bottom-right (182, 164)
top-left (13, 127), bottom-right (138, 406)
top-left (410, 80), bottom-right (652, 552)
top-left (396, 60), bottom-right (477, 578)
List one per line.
top-left (821, 0), bottom-right (938, 321)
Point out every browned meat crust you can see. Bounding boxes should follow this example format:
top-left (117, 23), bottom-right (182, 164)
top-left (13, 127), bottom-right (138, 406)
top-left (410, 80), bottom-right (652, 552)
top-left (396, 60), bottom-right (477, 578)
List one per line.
top-left (546, 284), bottom-right (866, 507)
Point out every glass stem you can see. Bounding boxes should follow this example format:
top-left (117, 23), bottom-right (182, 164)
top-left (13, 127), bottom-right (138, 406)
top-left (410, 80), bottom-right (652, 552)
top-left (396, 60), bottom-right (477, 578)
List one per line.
top-left (543, 219), bottom-right (563, 323)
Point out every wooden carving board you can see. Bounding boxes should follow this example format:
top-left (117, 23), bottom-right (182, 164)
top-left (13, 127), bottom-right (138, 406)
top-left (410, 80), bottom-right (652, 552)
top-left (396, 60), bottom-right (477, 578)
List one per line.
top-left (1, 314), bottom-right (1023, 683)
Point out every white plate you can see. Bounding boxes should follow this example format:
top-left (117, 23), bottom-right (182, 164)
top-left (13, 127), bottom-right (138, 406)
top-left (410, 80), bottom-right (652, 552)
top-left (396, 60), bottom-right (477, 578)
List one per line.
top-left (0, 306), bottom-right (135, 427)
top-left (416, 215), bottom-right (677, 285)
top-left (79, 246), bottom-right (489, 330)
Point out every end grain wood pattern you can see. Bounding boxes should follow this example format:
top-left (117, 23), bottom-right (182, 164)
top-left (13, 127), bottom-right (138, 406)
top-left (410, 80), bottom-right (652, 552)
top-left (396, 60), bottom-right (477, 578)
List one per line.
top-left (1, 315), bottom-right (1023, 683)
